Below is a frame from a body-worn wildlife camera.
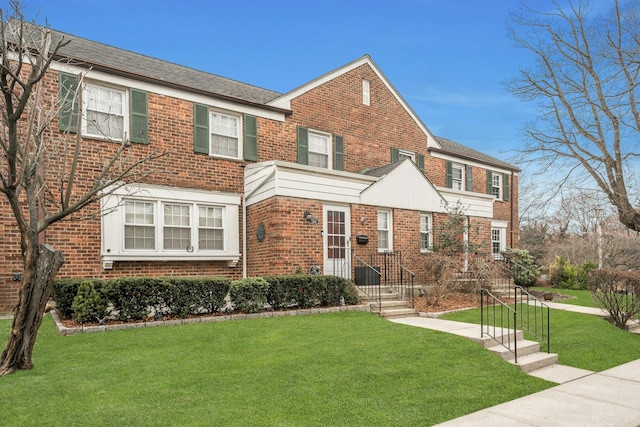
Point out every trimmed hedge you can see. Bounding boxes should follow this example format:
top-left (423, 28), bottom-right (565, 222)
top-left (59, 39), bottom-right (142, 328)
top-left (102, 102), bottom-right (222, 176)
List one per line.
top-left (52, 276), bottom-right (231, 323)
top-left (51, 274), bottom-right (358, 323)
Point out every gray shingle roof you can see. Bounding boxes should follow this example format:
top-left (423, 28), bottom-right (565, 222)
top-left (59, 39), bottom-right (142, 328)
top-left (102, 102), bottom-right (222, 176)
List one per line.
top-left (434, 136), bottom-right (519, 171)
top-left (18, 21), bottom-right (283, 105)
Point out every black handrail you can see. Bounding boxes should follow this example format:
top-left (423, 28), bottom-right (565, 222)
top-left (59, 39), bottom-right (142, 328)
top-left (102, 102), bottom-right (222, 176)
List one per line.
top-left (480, 288), bottom-right (518, 363)
top-left (352, 253), bottom-right (382, 312)
top-left (514, 285), bottom-right (551, 353)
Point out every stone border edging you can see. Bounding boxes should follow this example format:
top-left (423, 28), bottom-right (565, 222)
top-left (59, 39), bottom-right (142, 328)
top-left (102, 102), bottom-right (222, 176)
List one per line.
top-left (51, 304), bottom-right (372, 336)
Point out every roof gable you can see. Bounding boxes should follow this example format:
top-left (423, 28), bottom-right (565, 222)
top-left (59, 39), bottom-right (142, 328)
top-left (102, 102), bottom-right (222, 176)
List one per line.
top-left (268, 55), bottom-right (442, 150)
top-left (360, 159), bottom-right (447, 212)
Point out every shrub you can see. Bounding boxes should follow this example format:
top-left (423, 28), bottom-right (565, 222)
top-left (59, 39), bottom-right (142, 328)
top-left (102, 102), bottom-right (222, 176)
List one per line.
top-left (588, 269), bottom-right (640, 330)
top-left (104, 277), bottom-right (161, 321)
top-left (163, 276), bottom-right (231, 316)
top-left (264, 275), bottom-right (358, 309)
top-left (548, 255), bottom-right (595, 290)
top-left (503, 248), bottom-right (541, 287)
top-left (229, 277), bottom-right (269, 313)
top-left (71, 281), bottom-right (108, 324)
top-left (51, 278), bottom-right (84, 318)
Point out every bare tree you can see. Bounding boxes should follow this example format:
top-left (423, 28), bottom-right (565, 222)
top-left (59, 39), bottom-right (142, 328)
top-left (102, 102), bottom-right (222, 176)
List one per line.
top-left (508, 0), bottom-right (640, 232)
top-left (0, 3), bottom-right (164, 376)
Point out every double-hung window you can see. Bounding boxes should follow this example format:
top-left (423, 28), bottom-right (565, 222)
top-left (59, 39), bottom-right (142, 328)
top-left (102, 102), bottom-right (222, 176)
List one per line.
top-left (378, 210), bottom-right (392, 251)
top-left (491, 228), bottom-right (502, 259)
top-left (124, 201), bottom-right (155, 250)
top-left (420, 213), bottom-right (432, 252)
top-left (84, 83), bottom-right (126, 140)
top-left (452, 163), bottom-right (464, 190)
top-left (163, 204), bottom-right (192, 250)
top-left (308, 131), bottom-right (330, 168)
top-left (210, 111), bottom-right (240, 158)
top-left (199, 206), bottom-right (224, 250)
top-left (492, 173), bottom-right (502, 199)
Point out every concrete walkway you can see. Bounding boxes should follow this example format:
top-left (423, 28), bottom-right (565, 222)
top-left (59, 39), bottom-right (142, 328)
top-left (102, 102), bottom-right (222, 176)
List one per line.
top-left (390, 302), bottom-right (640, 426)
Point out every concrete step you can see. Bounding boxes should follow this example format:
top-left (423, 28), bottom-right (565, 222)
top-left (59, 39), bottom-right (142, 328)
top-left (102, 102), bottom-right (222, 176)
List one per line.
top-left (378, 308), bottom-right (419, 319)
top-left (627, 321), bottom-right (640, 335)
top-left (487, 339), bottom-right (540, 361)
top-left (468, 328), bottom-right (524, 348)
top-left (370, 300), bottom-right (411, 311)
top-left (513, 351), bottom-right (558, 373)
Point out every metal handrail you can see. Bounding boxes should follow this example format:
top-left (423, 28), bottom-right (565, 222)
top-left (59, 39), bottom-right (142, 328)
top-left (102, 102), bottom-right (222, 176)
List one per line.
top-left (480, 288), bottom-right (518, 363)
top-left (352, 253), bottom-right (382, 312)
top-left (514, 285), bottom-right (551, 353)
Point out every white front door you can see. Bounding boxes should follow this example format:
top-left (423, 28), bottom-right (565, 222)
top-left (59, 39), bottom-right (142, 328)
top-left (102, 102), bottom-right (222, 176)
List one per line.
top-left (323, 205), bottom-right (351, 278)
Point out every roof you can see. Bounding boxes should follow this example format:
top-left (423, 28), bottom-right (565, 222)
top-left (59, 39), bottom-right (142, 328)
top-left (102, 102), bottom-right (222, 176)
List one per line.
top-left (364, 161), bottom-right (404, 177)
top-left (12, 20), bottom-right (282, 106)
top-left (9, 21), bottom-right (518, 171)
top-left (433, 136), bottom-right (520, 172)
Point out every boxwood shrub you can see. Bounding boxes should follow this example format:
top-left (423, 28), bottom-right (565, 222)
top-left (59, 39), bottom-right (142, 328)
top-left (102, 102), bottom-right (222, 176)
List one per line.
top-left (51, 274), bottom-right (358, 322)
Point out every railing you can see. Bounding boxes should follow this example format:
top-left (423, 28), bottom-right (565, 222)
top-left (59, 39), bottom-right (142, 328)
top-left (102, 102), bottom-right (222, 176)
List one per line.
top-left (514, 285), bottom-right (550, 353)
top-left (478, 256), bottom-right (551, 362)
top-left (480, 288), bottom-right (518, 362)
top-left (352, 253), bottom-right (382, 312)
top-left (351, 250), bottom-right (415, 311)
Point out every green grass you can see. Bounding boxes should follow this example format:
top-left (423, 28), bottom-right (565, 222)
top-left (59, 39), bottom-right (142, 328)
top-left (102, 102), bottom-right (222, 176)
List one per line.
top-left (442, 307), bottom-right (640, 371)
top-left (530, 287), bottom-right (598, 308)
top-left (0, 311), bottom-right (552, 426)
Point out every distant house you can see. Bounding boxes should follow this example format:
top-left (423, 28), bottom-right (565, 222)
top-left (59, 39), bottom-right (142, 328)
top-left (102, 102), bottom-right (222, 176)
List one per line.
top-left (0, 25), bottom-right (519, 313)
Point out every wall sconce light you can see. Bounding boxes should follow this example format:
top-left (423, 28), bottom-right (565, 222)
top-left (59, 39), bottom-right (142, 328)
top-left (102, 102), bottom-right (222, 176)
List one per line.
top-left (303, 209), bottom-right (318, 225)
top-left (360, 217), bottom-right (367, 225)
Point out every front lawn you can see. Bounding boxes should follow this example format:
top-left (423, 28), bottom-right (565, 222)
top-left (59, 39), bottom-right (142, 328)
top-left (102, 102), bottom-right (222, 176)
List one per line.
top-left (0, 311), bottom-right (551, 426)
top-left (531, 287), bottom-right (598, 308)
top-left (442, 307), bottom-right (640, 371)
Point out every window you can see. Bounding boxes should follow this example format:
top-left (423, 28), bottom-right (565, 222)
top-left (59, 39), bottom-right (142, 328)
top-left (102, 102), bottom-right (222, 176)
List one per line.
top-left (362, 80), bottom-right (370, 105)
top-left (378, 210), bottom-right (392, 251)
top-left (199, 206), bottom-right (224, 250)
top-left (102, 185), bottom-right (241, 267)
top-left (210, 111), bottom-right (240, 158)
top-left (420, 213), bottom-right (432, 252)
top-left (163, 204), bottom-right (191, 250)
top-left (308, 131), bottom-right (330, 168)
top-left (452, 163), bottom-right (464, 190)
top-left (491, 229), bottom-right (502, 259)
top-left (492, 173), bottom-right (502, 199)
top-left (84, 83), bottom-right (126, 140)
top-left (398, 149), bottom-right (415, 162)
top-left (124, 201), bottom-right (155, 250)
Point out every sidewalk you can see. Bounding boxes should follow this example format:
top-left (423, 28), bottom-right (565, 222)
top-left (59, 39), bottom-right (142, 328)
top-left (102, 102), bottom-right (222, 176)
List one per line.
top-left (390, 302), bottom-right (640, 426)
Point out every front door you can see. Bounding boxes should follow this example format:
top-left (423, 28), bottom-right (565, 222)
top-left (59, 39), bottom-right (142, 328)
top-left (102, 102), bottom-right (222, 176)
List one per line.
top-left (323, 205), bottom-right (351, 278)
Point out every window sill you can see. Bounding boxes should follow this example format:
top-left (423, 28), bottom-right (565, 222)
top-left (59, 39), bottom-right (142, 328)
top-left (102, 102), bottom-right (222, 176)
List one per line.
top-left (101, 252), bottom-right (240, 269)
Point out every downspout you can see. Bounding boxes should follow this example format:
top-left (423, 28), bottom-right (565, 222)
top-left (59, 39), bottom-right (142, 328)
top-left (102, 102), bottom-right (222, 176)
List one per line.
top-left (242, 167), bottom-right (277, 278)
top-left (510, 171), bottom-right (515, 248)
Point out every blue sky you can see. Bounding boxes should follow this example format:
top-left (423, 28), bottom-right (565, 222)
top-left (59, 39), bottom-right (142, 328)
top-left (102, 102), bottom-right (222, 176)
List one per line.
top-left (6, 0), bottom-right (573, 165)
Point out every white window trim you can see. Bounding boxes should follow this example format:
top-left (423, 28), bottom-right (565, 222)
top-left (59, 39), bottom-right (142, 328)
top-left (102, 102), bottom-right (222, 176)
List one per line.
top-left (81, 80), bottom-right (128, 141)
top-left (452, 163), bottom-right (464, 191)
top-left (420, 212), bottom-right (432, 253)
top-left (101, 184), bottom-right (241, 268)
top-left (491, 220), bottom-right (508, 260)
top-left (377, 209), bottom-right (393, 252)
top-left (307, 129), bottom-right (333, 169)
top-left (492, 172), bottom-right (503, 200)
top-left (398, 149), bottom-right (416, 162)
top-left (209, 109), bottom-right (243, 160)
top-left (362, 79), bottom-right (370, 106)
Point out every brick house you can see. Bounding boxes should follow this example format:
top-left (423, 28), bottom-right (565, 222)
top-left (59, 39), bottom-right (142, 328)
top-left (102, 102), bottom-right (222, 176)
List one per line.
top-left (0, 26), bottom-right (519, 313)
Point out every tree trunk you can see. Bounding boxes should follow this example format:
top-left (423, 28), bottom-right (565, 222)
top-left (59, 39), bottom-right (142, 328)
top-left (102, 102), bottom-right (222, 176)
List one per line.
top-left (0, 244), bottom-right (64, 376)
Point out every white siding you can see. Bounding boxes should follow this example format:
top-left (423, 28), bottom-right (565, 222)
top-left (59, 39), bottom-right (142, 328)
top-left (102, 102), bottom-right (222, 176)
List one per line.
top-left (438, 187), bottom-right (494, 218)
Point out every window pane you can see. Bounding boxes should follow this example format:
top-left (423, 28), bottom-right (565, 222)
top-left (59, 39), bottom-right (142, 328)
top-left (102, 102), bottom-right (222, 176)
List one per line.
top-left (163, 203), bottom-right (191, 250)
top-left (198, 206), bottom-right (224, 250)
top-left (124, 201), bottom-right (155, 250)
top-left (84, 84), bottom-right (125, 139)
top-left (210, 112), bottom-right (239, 157)
top-left (308, 132), bottom-right (329, 168)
